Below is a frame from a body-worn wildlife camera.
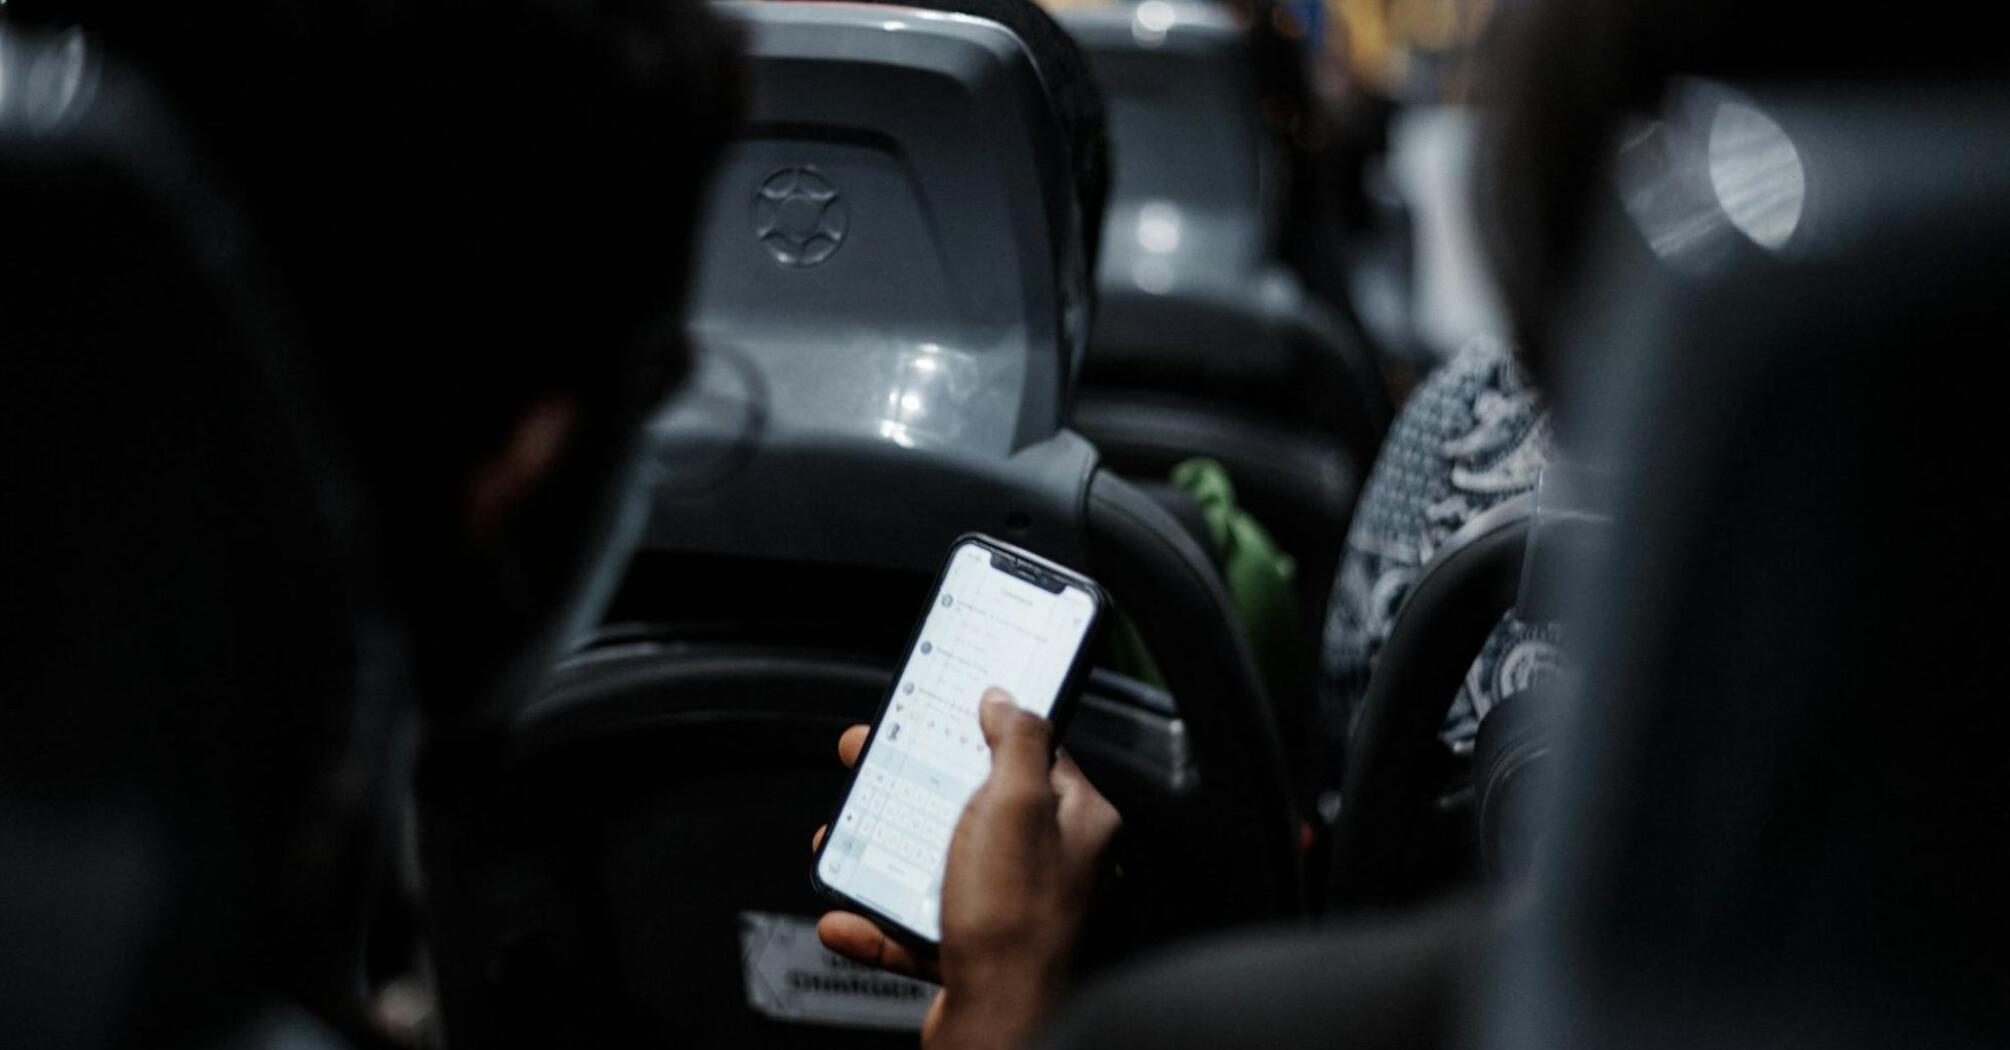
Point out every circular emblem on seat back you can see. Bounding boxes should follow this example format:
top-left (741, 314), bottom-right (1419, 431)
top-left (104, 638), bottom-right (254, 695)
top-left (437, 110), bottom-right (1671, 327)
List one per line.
top-left (753, 167), bottom-right (848, 267)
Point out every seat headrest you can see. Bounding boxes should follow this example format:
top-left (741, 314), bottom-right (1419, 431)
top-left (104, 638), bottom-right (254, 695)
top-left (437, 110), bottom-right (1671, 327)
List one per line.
top-left (825, 0), bottom-right (1111, 270)
top-left (1058, 2), bottom-right (1269, 295)
top-left (1494, 82), bottom-right (2010, 1050)
top-left (682, 1), bottom-right (1086, 459)
top-left (1, 26), bottom-right (395, 1048)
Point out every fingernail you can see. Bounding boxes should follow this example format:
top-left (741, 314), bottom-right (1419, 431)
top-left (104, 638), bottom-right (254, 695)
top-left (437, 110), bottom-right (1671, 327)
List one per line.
top-left (981, 688), bottom-right (1012, 710)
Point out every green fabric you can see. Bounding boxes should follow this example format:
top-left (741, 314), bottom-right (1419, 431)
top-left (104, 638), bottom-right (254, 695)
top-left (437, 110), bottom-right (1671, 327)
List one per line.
top-left (1109, 459), bottom-right (1303, 701)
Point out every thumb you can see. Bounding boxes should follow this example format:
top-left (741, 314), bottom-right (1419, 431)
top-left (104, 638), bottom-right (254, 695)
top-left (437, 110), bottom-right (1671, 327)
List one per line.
top-left (978, 688), bottom-right (1052, 787)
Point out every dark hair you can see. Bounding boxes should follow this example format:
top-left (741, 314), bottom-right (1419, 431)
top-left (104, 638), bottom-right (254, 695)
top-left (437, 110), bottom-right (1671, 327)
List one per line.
top-left (10, 0), bottom-right (745, 698)
top-left (806, 0), bottom-right (1111, 268)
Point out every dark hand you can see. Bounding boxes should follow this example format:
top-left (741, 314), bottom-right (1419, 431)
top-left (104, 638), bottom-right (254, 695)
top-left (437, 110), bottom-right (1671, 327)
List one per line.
top-left (812, 689), bottom-right (1120, 1050)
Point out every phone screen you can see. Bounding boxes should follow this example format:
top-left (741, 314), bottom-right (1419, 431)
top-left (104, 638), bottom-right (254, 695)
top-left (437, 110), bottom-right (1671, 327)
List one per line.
top-left (817, 539), bottom-right (1099, 942)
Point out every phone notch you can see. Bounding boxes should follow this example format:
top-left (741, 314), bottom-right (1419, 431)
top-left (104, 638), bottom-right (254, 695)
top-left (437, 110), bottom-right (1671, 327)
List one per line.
top-left (989, 550), bottom-right (1065, 593)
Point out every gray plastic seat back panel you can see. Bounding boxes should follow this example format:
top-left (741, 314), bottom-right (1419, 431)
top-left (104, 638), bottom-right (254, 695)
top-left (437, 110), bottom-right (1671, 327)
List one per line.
top-left (690, 2), bottom-right (1082, 452)
top-left (648, 3), bottom-right (1095, 573)
top-left (1060, 3), bottom-right (1268, 294)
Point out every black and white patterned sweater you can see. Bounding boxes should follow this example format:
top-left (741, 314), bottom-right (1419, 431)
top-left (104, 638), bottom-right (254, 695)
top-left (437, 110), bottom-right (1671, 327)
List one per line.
top-left (1320, 338), bottom-right (1563, 763)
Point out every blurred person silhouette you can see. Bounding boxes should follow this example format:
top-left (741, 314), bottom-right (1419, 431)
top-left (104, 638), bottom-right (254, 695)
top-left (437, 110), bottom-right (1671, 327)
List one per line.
top-left (5, 0), bottom-right (745, 718)
top-left (0, 0), bottom-right (740, 1046)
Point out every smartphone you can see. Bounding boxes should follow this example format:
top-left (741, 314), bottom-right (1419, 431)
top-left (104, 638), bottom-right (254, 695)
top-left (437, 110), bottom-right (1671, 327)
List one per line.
top-left (811, 534), bottom-right (1108, 947)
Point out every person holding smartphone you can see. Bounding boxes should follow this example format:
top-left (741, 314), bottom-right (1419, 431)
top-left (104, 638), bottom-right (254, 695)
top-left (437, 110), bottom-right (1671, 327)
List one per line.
top-left (816, 689), bottom-right (1120, 1050)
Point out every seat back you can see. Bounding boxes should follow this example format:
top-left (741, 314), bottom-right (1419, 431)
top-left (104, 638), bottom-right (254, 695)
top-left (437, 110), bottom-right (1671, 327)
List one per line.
top-left (679, 0), bottom-right (1085, 474)
top-left (419, 6), bottom-right (1300, 1048)
top-left (654, 0), bottom-right (1293, 857)
top-left (1492, 82), bottom-right (2010, 1050)
top-left (1058, 3), bottom-right (1389, 629)
top-left (1059, 2), bottom-right (1272, 291)
top-left (1, 27), bottom-right (394, 1050)
top-left (1325, 493), bottom-right (1533, 907)
top-left (1328, 443), bottom-right (1622, 904)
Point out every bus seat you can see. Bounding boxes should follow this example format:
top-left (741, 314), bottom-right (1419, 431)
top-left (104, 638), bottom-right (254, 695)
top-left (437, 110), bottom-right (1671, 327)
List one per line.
top-left (1058, 2), bottom-right (1392, 623)
top-left (1328, 454), bottom-right (1613, 905)
top-left (416, 6), bottom-right (1301, 1048)
top-left (1325, 492), bottom-right (1533, 908)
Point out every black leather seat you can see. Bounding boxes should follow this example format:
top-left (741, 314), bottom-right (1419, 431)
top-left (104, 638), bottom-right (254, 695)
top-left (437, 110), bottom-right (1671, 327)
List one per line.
top-left (1058, 2), bottom-right (1391, 625)
top-left (1324, 449), bottom-right (1608, 905)
top-left (0, 26), bottom-right (399, 1050)
top-left (416, 6), bottom-right (1302, 1048)
top-left (1325, 492), bottom-right (1534, 907)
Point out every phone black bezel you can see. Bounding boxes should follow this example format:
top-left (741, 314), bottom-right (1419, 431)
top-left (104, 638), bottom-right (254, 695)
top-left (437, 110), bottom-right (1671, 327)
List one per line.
top-left (808, 532), bottom-right (1110, 952)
